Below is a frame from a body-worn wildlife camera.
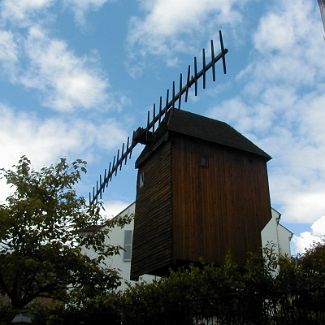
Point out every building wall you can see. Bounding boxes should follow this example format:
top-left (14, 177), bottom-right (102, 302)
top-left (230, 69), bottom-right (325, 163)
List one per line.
top-left (278, 225), bottom-right (292, 256)
top-left (103, 203), bottom-right (155, 289)
top-left (105, 203), bottom-right (135, 287)
top-left (261, 208), bottom-right (293, 257)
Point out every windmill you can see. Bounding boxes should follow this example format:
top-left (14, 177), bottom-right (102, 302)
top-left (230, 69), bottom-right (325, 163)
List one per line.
top-left (89, 31), bottom-right (228, 206)
top-left (89, 31), bottom-right (272, 280)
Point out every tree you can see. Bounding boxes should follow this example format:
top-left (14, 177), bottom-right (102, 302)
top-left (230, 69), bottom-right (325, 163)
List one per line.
top-left (0, 156), bottom-right (128, 309)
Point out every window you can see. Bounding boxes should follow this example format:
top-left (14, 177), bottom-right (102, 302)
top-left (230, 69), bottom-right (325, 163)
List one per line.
top-left (123, 230), bottom-right (133, 261)
top-left (200, 155), bottom-right (209, 168)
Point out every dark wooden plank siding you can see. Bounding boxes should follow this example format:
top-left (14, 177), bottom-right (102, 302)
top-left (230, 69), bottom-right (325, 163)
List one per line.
top-left (131, 141), bottom-right (173, 280)
top-left (172, 134), bottom-right (271, 265)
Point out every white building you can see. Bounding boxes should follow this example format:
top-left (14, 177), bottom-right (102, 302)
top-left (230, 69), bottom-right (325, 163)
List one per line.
top-left (261, 208), bottom-right (293, 257)
top-left (103, 203), bottom-right (155, 289)
top-left (104, 203), bottom-right (292, 287)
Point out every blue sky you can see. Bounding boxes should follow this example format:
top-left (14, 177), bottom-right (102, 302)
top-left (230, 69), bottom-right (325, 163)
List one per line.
top-left (0, 0), bottom-right (324, 255)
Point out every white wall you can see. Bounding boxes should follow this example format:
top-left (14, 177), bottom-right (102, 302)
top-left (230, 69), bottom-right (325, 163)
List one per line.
top-left (277, 224), bottom-right (293, 256)
top-left (261, 208), bottom-right (293, 257)
top-left (104, 202), bottom-right (155, 289)
top-left (104, 203), bottom-right (135, 287)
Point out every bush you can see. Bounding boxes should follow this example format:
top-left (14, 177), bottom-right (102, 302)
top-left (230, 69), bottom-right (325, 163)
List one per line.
top-left (8, 242), bottom-right (324, 324)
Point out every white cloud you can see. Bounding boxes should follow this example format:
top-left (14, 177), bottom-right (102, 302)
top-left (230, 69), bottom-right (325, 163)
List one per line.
top-left (102, 200), bottom-right (132, 219)
top-left (63, 0), bottom-right (110, 25)
top-left (0, 0), bottom-right (110, 27)
top-left (254, 13), bottom-right (296, 53)
top-left (0, 30), bottom-right (18, 63)
top-left (0, 104), bottom-right (127, 171)
top-left (252, 0), bottom-right (324, 86)
top-left (0, 27), bottom-right (128, 113)
top-left (131, 0), bottom-right (238, 38)
top-left (18, 26), bottom-right (110, 112)
top-left (127, 0), bottom-right (246, 74)
top-left (282, 192), bottom-right (325, 224)
top-left (0, 0), bottom-right (54, 27)
top-left (253, 0), bottom-right (313, 55)
top-left (0, 0), bottom-right (125, 113)
top-left (208, 0), bottom-right (325, 226)
top-left (291, 216), bottom-right (325, 255)
top-left (263, 91), bottom-right (325, 224)
top-left (0, 103), bottom-right (128, 203)
top-left (311, 215), bottom-right (325, 237)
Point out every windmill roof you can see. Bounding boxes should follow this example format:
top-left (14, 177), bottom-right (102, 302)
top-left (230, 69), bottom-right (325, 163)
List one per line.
top-left (136, 109), bottom-right (271, 167)
top-left (167, 109), bottom-right (271, 160)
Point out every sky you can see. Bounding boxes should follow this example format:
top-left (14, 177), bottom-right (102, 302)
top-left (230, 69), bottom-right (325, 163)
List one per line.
top-left (0, 0), bottom-right (324, 255)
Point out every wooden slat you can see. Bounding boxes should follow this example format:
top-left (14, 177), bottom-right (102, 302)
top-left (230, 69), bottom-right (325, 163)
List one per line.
top-left (131, 142), bottom-right (173, 280)
top-left (132, 128), bottom-right (272, 279)
top-left (172, 134), bottom-right (271, 265)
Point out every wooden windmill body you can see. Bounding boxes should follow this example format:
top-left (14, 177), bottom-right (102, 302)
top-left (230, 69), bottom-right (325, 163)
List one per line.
top-left (130, 109), bottom-right (271, 280)
top-left (89, 31), bottom-right (271, 281)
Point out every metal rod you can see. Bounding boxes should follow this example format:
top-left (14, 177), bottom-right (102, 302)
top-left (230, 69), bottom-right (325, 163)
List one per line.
top-left (120, 143), bottom-right (124, 170)
top-left (115, 149), bottom-right (120, 176)
top-left (102, 172), bottom-right (106, 191)
top-left (178, 73), bottom-right (182, 109)
top-left (99, 175), bottom-right (102, 198)
top-left (111, 156), bottom-right (116, 180)
top-left (108, 162), bottom-right (112, 183)
top-left (219, 30), bottom-right (227, 74)
top-left (165, 89), bottom-right (169, 114)
top-left (185, 65), bottom-right (191, 102)
top-left (202, 48), bottom-right (206, 89)
top-left (172, 81), bottom-right (175, 108)
top-left (130, 133), bottom-right (134, 158)
top-left (153, 104), bottom-right (156, 132)
top-left (194, 56), bottom-right (198, 96)
top-left (146, 46), bottom-right (227, 129)
top-left (211, 40), bottom-right (216, 81)
top-left (159, 96), bottom-right (162, 124)
top-left (125, 137), bottom-right (129, 164)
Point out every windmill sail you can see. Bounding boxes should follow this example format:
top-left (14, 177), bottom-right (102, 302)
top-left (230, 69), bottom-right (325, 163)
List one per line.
top-left (319, 0), bottom-right (325, 33)
top-left (89, 31), bottom-right (229, 206)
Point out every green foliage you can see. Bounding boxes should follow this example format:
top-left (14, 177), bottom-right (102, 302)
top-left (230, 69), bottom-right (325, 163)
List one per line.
top-left (275, 241), bottom-right (325, 323)
top-left (0, 156), bottom-right (127, 310)
top-left (57, 242), bottom-right (324, 325)
top-left (2, 159), bottom-right (323, 325)
top-left (2, 241), bottom-right (323, 324)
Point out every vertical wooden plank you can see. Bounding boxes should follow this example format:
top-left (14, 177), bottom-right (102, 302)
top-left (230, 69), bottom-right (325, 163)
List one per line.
top-left (172, 134), bottom-right (272, 266)
top-left (131, 142), bottom-right (173, 279)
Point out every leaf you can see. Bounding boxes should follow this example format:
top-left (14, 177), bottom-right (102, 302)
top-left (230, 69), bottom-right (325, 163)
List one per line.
top-left (0, 156), bottom-right (122, 309)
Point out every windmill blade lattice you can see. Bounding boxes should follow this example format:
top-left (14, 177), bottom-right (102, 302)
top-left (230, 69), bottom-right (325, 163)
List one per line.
top-left (89, 30), bottom-right (229, 206)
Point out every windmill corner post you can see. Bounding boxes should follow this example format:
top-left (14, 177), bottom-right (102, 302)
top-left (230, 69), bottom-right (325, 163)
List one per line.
top-left (89, 31), bottom-right (274, 281)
